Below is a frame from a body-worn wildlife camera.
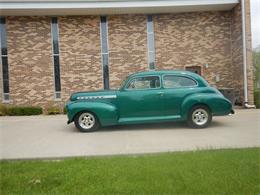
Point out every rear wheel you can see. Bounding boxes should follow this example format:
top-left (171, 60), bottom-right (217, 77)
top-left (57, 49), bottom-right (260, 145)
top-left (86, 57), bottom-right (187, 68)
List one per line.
top-left (187, 105), bottom-right (212, 128)
top-left (74, 111), bottom-right (100, 132)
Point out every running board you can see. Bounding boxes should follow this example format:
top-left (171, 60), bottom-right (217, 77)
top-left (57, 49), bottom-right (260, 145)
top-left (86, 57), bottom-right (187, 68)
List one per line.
top-left (118, 115), bottom-right (181, 125)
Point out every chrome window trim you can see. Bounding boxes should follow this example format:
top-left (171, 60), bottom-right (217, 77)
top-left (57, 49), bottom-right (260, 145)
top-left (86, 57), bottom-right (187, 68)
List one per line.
top-left (162, 74), bottom-right (198, 89)
top-left (124, 75), bottom-right (161, 91)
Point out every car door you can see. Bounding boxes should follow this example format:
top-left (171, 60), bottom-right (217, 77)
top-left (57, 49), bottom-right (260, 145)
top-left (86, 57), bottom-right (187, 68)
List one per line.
top-left (117, 75), bottom-right (165, 119)
top-left (161, 74), bottom-right (198, 116)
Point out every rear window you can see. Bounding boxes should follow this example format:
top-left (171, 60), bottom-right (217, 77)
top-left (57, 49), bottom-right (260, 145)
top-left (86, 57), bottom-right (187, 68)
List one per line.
top-left (163, 75), bottom-right (197, 88)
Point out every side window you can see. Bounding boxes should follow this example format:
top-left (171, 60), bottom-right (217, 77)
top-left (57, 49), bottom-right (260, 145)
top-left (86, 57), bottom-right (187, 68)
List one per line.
top-left (126, 76), bottom-right (160, 90)
top-left (163, 75), bottom-right (197, 88)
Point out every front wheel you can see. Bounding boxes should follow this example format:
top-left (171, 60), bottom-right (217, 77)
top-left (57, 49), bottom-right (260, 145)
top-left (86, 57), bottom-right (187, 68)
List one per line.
top-left (74, 111), bottom-right (100, 132)
top-left (187, 105), bottom-right (212, 128)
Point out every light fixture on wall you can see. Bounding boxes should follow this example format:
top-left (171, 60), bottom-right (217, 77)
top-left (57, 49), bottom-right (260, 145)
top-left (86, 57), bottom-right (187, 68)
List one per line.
top-left (204, 63), bottom-right (209, 68)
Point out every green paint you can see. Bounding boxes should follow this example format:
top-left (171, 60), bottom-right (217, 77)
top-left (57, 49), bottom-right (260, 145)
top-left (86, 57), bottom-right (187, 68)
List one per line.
top-left (66, 70), bottom-right (233, 126)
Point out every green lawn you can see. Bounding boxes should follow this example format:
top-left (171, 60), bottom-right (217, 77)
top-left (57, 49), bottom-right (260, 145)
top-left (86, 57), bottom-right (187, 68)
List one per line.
top-left (1, 148), bottom-right (259, 195)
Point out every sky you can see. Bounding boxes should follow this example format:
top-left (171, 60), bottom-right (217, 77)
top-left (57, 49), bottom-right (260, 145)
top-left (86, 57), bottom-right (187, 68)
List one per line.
top-left (251, 0), bottom-right (260, 49)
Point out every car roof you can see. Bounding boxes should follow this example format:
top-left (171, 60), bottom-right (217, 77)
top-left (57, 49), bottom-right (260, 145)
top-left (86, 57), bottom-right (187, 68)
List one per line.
top-left (130, 70), bottom-right (196, 77)
top-left (128, 70), bottom-right (209, 87)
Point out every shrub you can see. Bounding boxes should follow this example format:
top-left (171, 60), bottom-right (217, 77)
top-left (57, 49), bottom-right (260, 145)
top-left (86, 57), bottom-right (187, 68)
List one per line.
top-left (254, 90), bottom-right (260, 108)
top-left (0, 104), bottom-right (7, 116)
top-left (47, 107), bottom-right (60, 115)
top-left (63, 106), bottom-right (67, 114)
top-left (6, 106), bottom-right (43, 116)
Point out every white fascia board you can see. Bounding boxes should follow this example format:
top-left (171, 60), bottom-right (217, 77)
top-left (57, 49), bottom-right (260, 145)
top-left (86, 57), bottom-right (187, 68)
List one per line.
top-left (0, 0), bottom-right (239, 16)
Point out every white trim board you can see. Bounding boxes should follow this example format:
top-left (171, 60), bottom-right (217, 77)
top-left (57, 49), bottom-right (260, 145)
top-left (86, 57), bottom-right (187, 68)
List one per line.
top-left (0, 0), bottom-right (239, 16)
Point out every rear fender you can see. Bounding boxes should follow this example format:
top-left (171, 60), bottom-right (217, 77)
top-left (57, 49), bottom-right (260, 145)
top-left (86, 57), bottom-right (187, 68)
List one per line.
top-left (181, 93), bottom-right (232, 120)
top-left (67, 101), bottom-right (118, 126)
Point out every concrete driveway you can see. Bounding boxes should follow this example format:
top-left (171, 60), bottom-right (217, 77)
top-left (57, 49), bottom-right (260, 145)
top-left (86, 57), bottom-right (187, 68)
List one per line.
top-left (0, 109), bottom-right (259, 160)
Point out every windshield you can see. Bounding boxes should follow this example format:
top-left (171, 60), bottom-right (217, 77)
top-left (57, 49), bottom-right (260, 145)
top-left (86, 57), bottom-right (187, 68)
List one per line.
top-left (119, 76), bottom-right (129, 89)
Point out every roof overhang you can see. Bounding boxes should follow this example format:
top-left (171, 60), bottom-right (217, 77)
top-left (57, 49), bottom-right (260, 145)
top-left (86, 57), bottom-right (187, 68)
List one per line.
top-left (0, 0), bottom-right (239, 16)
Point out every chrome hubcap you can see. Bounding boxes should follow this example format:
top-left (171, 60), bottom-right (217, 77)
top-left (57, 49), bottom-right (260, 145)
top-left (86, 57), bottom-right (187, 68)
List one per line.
top-left (192, 108), bottom-right (208, 126)
top-left (79, 112), bottom-right (95, 130)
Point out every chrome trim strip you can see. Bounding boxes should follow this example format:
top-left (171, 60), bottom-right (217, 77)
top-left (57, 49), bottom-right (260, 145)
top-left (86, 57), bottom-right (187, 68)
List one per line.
top-left (76, 95), bottom-right (117, 100)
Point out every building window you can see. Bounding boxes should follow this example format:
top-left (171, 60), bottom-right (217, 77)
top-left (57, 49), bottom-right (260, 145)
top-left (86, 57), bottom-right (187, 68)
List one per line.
top-left (147, 15), bottom-right (155, 70)
top-left (51, 17), bottom-right (61, 99)
top-left (100, 16), bottom-right (110, 89)
top-left (185, 66), bottom-right (202, 75)
top-left (0, 17), bottom-right (9, 102)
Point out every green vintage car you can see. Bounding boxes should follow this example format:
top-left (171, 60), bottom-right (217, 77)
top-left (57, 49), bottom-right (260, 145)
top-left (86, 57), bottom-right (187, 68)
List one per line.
top-left (66, 70), bottom-right (234, 132)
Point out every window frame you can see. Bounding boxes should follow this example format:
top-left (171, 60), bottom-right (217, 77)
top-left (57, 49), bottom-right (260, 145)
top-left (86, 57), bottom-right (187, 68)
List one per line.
top-left (162, 74), bottom-right (198, 89)
top-left (51, 17), bottom-right (62, 100)
top-left (0, 17), bottom-right (10, 102)
top-left (124, 75), bottom-right (161, 91)
top-left (147, 15), bottom-right (156, 70)
top-left (100, 16), bottom-right (110, 90)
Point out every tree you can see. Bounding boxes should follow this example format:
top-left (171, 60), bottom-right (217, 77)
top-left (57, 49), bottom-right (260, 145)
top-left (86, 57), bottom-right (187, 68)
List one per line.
top-left (253, 50), bottom-right (260, 89)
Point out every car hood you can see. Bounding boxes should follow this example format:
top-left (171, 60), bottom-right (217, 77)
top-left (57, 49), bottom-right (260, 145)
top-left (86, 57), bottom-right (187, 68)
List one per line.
top-left (70, 90), bottom-right (117, 101)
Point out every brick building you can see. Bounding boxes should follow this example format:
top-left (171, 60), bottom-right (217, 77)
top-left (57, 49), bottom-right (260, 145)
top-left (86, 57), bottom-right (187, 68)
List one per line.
top-left (0, 0), bottom-right (254, 110)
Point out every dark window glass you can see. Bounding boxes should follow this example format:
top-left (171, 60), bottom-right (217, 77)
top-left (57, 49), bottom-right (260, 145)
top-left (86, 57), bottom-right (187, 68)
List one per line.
top-left (100, 16), bottom-right (109, 89)
top-left (126, 76), bottom-right (160, 90)
top-left (2, 56), bottom-right (9, 80)
top-left (147, 15), bottom-right (153, 33)
top-left (3, 79), bottom-right (9, 93)
top-left (101, 16), bottom-right (108, 54)
top-left (3, 93), bottom-right (9, 101)
top-left (1, 17), bottom-right (9, 96)
top-left (163, 75), bottom-right (197, 88)
top-left (51, 17), bottom-right (59, 55)
top-left (102, 54), bottom-right (109, 66)
top-left (185, 66), bottom-right (202, 75)
top-left (149, 61), bottom-right (155, 70)
top-left (51, 17), bottom-right (61, 95)
top-left (55, 91), bottom-right (61, 99)
top-left (103, 65), bottom-right (109, 89)
top-left (102, 54), bottom-right (109, 89)
top-left (54, 56), bottom-right (61, 92)
top-left (148, 52), bottom-right (155, 69)
top-left (0, 17), bottom-right (7, 56)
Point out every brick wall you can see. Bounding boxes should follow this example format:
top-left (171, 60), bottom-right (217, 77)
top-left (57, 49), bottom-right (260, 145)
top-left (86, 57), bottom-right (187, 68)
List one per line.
top-left (154, 12), bottom-right (233, 89)
top-left (108, 15), bottom-right (149, 88)
top-left (58, 16), bottom-right (103, 102)
top-left (231, 0), bottom-right (254, 105)
top-left (1, 2), bottom-right (254, 108)
top-left (6, 16), bottom-right (55, 108)
top-left (245, 0), bottom-right (254, 104)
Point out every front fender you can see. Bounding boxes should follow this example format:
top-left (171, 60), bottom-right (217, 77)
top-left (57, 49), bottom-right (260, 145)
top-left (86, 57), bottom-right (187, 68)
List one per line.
top-left (181, 93), bottom-right (232, 120)
top-left (66, 101), bottom-right (118, 126)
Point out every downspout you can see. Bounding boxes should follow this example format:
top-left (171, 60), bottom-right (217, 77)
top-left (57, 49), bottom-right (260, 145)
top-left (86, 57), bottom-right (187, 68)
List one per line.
top-left (241, 0), bottom-right (256, 108)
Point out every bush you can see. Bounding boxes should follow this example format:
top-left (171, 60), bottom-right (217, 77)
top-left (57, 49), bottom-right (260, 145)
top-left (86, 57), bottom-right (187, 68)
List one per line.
top-left (0, 104), bottom-right (7, 116)
top-left (5, 106), bottom-right (43, 116)
top-left (47, 107), bottom-right (60, 115)
top-left (254, 90), bottom-right (260, 108)
top-left (63, 106), bottom-right (67, 114)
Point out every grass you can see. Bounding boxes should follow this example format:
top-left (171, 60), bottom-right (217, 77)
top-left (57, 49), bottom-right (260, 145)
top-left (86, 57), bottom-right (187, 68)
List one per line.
top-left (1, 148), bottom-right (259, 195)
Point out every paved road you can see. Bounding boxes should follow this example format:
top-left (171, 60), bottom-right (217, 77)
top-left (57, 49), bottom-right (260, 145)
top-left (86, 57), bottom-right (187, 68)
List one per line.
top-left (1, 109), bottom-right (259, 160)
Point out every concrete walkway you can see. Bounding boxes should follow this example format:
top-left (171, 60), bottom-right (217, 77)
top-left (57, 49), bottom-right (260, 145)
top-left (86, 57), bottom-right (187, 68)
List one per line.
top-left (0, 109), bottom-right (259, 160)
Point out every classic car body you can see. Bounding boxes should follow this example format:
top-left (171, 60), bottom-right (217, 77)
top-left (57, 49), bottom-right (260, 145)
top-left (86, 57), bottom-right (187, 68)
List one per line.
top-left (66, 70), bottom-right (234, 132)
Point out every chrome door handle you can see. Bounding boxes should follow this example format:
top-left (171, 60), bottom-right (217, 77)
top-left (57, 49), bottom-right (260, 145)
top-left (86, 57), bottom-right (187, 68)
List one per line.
top-left (157, 92), bottom-right (164, 96)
